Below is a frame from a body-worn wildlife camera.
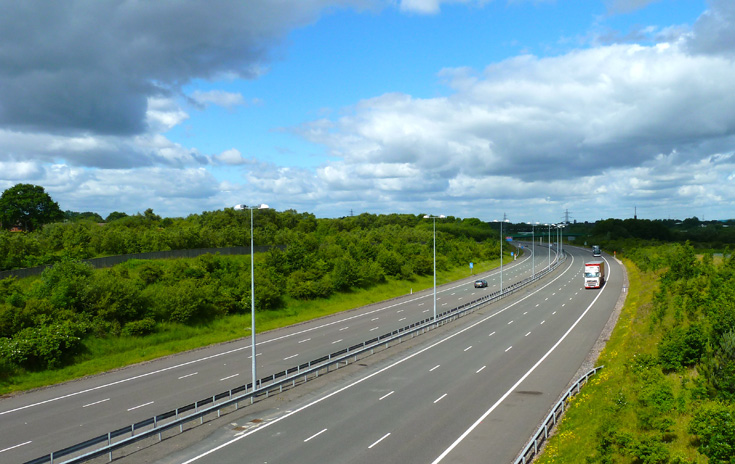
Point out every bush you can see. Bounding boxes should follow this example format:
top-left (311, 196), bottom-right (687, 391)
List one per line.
top-left (700, 330), bottom-right (735, 400)
top-left (689, 401), bottom-right (735, 462)
top-left (0, 321), bottom-right (87, 369)
top-left (121, 318), bottom-right (157, 337)
top-left (35, 257), bottom-right (94, 312)
top-left (159, 280), bottom-right (212, 323)
top-left (87, 271), bottom-right (145, 323)
top-left (138, 263), bottom-right (164, 285)
top-left (287, 270), bottom-right (333, 300)
top-left (658, 325), bottom-right (706, 371)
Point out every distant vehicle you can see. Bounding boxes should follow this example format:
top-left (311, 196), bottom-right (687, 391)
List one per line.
top-left (584, 261), bottom-right (605, 289)
top-left (474, 279), bottom-right (488, 288)
top-left (592, 245), bottom-right (601, 257)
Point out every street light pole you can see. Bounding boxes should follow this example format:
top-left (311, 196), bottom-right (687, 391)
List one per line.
top-left (494, 218), bottom-right (509, 294)
top-left (559, 224), bottom-right (564, 256)
top-left (547, 223), bottom-right (554, 270)
top-left (424, 214), bottom-right (445, 322)
top-left (238, 203), bottom-right (269, 391)
top-left (527, 222), bottom-right (536, 280)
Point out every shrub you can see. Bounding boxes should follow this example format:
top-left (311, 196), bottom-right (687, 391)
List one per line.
top-left (700, 330), bottom-right (735, 400)
top-left (35, 257), bottom-right (94, 312)
top-left (121, 318), bottom-right (157, 337)
top-left (0, 321), bottom-right (87, 369)
top-left (87, 271), bottom-right (145, 323)
top-left (689, 401), bottom-right (735, 462)
top-left (658, 325), bottom-right (706, 371)
top-left (287, 270), bottom-right (333, 300)
top-left (138, 263), bottom-right (164, 285)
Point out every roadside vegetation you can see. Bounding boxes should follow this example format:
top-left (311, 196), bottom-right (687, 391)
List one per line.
top-left (0, 206), bottom-right (507, 394)
top-left (537, 242), bottom-right (735, 464)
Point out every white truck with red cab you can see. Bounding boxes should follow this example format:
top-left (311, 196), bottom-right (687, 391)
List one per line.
top-left (584, 260), bottom-right (605, 289)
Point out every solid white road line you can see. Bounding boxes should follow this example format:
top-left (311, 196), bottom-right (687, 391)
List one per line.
top-left (432, 255), bottom-right (610, 463)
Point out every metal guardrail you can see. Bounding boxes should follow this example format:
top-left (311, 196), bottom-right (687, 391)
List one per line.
top-left (513, 365), bottom-right (605, 464)
top-left (25, 249), bottom-right (567, 464)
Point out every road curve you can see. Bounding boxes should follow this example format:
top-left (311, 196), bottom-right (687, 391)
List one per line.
top-left (129, 244), bottom-right (623, 464)
top-left (2, 242), bottom-right (557, 463)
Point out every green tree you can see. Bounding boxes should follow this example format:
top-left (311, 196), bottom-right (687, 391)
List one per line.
top-left (0, 184), bottom-right (64, 231)
top-left (104, 211), bottom-right (128, 222)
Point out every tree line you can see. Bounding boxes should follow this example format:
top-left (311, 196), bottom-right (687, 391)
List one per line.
top-left (0, 201), bottom-right (501, 372)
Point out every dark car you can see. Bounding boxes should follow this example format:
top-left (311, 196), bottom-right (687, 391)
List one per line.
top-left (474, 279), bottom-right (488, 288)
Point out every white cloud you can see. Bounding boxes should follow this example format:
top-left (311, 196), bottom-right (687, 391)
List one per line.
top-left (283, 40), bottom-right (735, 220)
top-left (397, 0), bottom-right (489, 14)
top-left (214, 148), bottom-right (248, 165)
top-left (147, 97), bottom-right (189, 133)
top-left (190, 90), bottom-right (248, 108)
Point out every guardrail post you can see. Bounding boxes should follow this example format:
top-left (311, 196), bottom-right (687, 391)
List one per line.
top-left (108, 432), bottom-right (112, 461)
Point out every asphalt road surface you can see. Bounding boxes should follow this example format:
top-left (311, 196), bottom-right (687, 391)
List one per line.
top-left (129, 244), bottom-right (623, 464)
top-left (2, 241), bottom-right (563, 463)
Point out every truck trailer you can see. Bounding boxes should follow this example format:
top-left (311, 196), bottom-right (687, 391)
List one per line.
top-left (584, 260), bottom-right (605, 289)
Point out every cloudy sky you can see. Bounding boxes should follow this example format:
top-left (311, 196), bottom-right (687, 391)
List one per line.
top-left (1, 0), bottom-right (734, 223)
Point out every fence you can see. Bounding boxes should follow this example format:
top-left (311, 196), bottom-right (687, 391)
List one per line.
top-left (513, 366), bottom-right (605, 464)
top-left (24, 248), bottom-right (567, 464)
top-left (0, 246), bottom-right (280, 280)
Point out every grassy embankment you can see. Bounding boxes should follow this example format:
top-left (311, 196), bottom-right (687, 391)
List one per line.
top-left (535, 258), bottom-right (706, 463)
top-left (1, 255), bottom-right (505, 395)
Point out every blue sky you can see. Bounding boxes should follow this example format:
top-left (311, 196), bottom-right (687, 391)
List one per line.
top-left (1, 0), bottom-right (733, 224)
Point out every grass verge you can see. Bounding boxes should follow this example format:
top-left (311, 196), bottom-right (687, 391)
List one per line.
top-left (534, 258), bottom-right (706, 463)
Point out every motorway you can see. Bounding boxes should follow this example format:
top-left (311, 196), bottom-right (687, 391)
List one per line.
top-left (1, 241), bottom-right (558, 463)
top-left (146, 244), bottom-right (623, 464)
